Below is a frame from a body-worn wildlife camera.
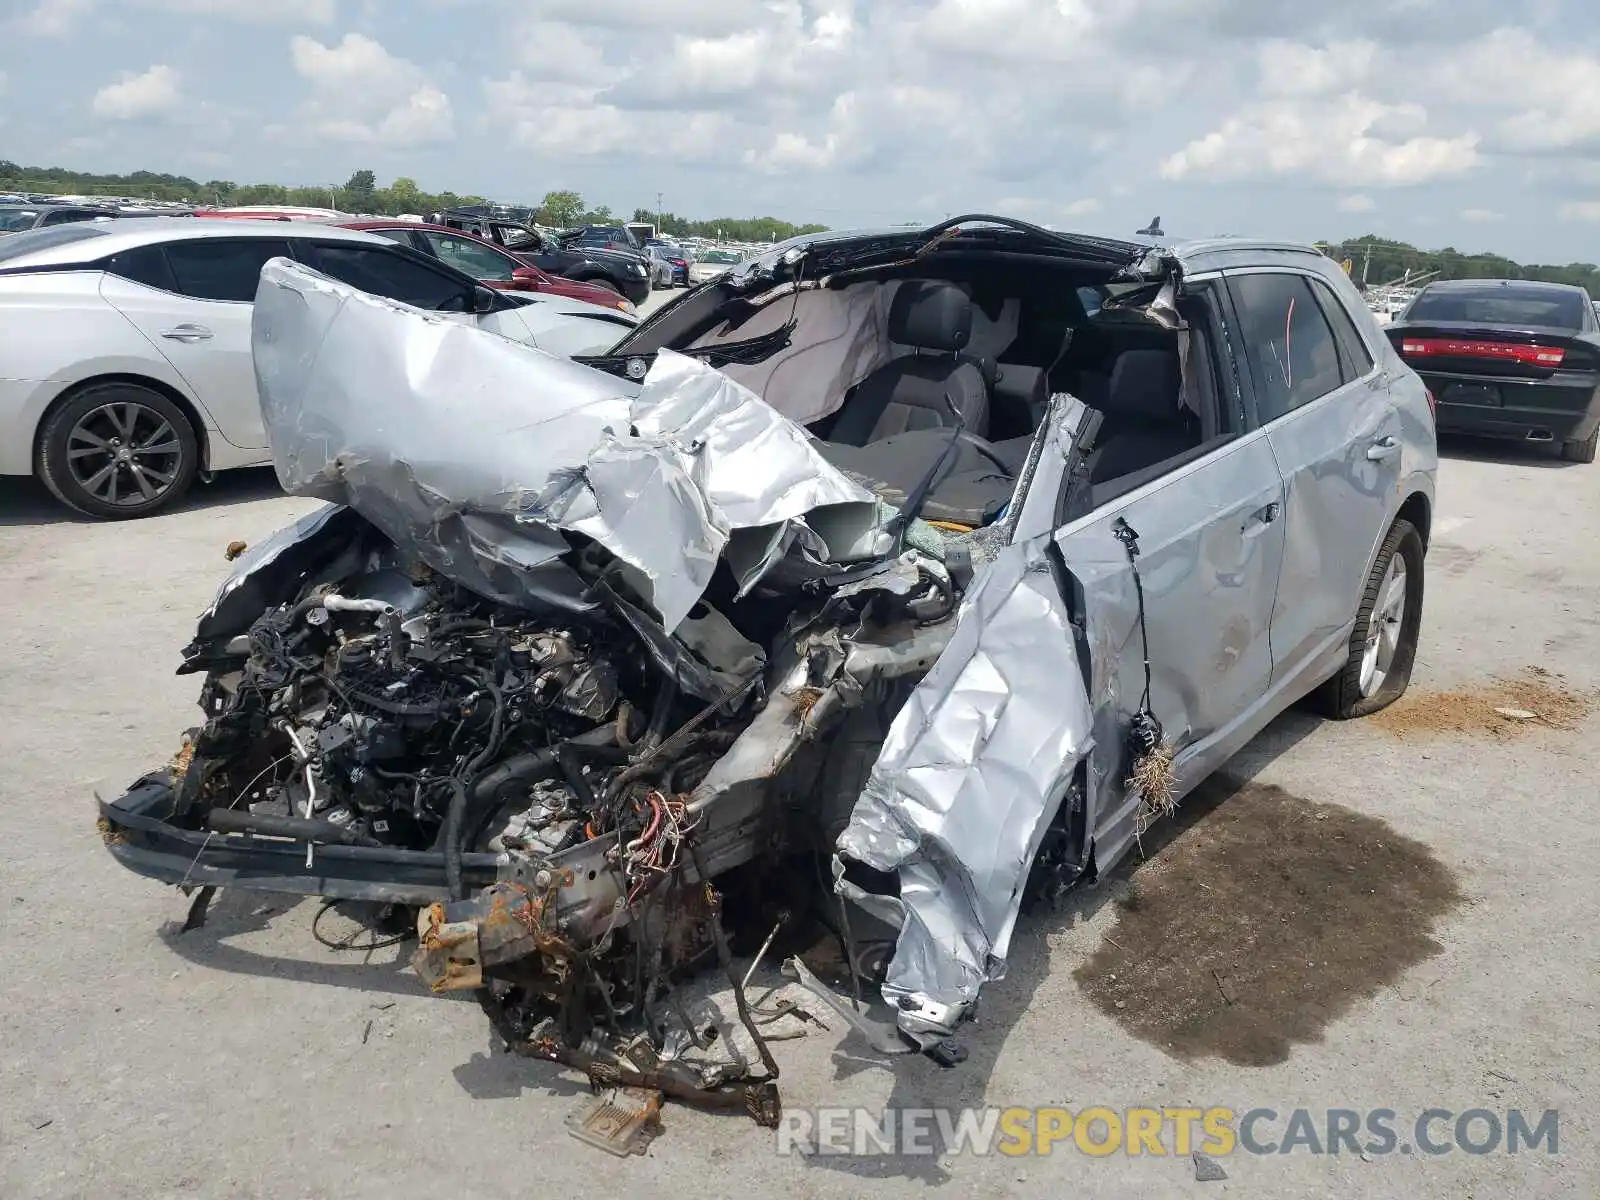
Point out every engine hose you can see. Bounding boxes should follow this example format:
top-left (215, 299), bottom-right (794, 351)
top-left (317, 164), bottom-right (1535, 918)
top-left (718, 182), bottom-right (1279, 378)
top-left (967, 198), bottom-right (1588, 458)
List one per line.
top-left (347, 689), bottom-right (445, 717)
top-left (613, 701), bottom-right (637, 749)
top-left (441, 676), bottom-right (507, 899)
top-left (204, 807), bottom-right (381, 847)
top-left (641, 678), bottom-right (677, 752)
top-left (429, 617), bottom-right (492, 642)
top-left (442, 777), bottom-right (469, 900)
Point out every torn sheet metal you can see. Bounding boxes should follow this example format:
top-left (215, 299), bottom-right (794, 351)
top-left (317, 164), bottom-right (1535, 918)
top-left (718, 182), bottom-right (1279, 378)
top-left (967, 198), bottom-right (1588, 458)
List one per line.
top-left (836, 536), bottom-right (1095, 1041)
top-left (251, 259), bottom-right (879, 629)
top-left (195, 502), bottom-right (364, 642)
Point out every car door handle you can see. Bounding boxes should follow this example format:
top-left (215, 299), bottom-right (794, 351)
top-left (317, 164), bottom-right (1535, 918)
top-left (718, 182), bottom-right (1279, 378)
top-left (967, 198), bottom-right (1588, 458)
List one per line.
top-left (1243, 502), bottom-right (1279, 535)
top-left (1366, 436), bottom-right (1399, 461)
top-left (161, 324), bottom-right (213, 343)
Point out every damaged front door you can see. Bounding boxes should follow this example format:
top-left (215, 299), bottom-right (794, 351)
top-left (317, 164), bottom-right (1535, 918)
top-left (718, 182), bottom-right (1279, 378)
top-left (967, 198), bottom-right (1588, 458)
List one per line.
top-left (1052, 431), bottom-right (1285, 874)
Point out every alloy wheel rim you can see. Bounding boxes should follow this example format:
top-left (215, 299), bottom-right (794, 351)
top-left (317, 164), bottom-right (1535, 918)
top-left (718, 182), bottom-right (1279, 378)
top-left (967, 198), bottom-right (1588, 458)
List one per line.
top-left (66, 401), bottom-right (182, 508)
top-left (1359, 554), bottom-right (1408, 697)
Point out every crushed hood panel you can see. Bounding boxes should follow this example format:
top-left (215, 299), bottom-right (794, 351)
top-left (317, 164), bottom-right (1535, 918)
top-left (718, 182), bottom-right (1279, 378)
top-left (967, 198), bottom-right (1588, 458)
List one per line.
top-left (251, 258), bottom-right (879, 629)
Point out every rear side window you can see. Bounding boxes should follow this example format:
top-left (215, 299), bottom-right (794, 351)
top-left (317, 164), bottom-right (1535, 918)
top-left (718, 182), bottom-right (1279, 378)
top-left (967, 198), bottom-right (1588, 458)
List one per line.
top-left (1229, 272), bottom-right (1347, 423)
top-left (1307, 277), bottom-right (1375, 380)
top-left (1405, 285), bottom-right (1588, 330)
top-left (105, 245), bottom-right (179, 292)
top-left (297, 242), bottom-right (471, 311)
top-left (164, 238), bottom-right (294, 302)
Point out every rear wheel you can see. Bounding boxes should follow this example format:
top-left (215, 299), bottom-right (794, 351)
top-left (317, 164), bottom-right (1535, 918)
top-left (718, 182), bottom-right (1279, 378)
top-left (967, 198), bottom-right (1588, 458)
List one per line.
top-left (37, 382), bottom-right (199, 519)
top-left (1560, 426), bottom-right (1598, 463)
top-left (1312, 518), bottom-right (1425, 720)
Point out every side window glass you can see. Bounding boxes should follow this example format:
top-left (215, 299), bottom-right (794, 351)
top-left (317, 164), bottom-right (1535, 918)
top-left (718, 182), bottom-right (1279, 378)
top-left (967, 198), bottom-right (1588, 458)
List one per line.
top-left (369, 228), bottom-right (419, 250)
top-left (424, 233), bottom-right (514, 281)
top-left (106, 245), bottom-right (178, 292)
top-left (1229, 272), bottom-right (1346, 423)
top-left (1308, 277), bottom-right (1375, 382)
top-left (300, 242), bottom-right (470, 312)
top-left (164, 238), bottom-right (293, 303)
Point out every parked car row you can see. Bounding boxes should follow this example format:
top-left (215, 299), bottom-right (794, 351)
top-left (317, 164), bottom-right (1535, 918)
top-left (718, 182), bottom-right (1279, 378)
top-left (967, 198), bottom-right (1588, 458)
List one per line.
top-left (0, 219), bottom-right (639, 517)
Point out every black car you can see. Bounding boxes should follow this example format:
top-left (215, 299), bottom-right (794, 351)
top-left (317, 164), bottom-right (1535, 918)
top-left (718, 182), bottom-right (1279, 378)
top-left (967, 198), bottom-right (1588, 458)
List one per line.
top-left (428, 208), bottom-right (652, 305)
top-left (0, 202), bottom-right (118, 234)
top-left (1388, 279), bottom-right (1600, 462)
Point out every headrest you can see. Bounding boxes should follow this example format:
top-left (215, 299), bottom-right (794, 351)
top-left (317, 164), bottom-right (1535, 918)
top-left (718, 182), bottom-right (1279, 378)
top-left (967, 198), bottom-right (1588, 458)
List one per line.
top-left (889, 282), bottom-right (972, 353)
top-left (1107, 349), bottom-right (1182, 421)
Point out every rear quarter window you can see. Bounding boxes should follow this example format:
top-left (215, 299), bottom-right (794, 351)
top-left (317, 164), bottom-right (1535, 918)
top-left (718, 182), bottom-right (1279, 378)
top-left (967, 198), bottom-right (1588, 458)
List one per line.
top-left (1307, 277), bottom-right (1376, 379)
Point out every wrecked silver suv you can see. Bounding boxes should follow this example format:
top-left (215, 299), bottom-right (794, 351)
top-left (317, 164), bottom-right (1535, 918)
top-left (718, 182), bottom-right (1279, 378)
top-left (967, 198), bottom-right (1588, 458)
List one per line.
top-left (99, 216), bottom-right (1436, 1125)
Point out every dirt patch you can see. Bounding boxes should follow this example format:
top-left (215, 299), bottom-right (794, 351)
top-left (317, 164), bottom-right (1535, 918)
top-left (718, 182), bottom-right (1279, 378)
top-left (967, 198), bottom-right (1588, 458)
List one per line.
top-left (1370, 666), bottom-right (1594, 740)
top-left (1074, 778), bottom-right (1463, 1067)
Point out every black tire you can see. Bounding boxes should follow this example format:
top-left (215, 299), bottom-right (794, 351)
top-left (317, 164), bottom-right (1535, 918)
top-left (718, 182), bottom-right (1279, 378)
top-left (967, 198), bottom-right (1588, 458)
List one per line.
top-left (579, 276), bottom-right (622, 296)
top-left (37, 382), bottom-right (199, 519)
top-left (1560, 426), bottom-right (1598, 463)
top-left (1311, 518), bottom-right (1425, 719)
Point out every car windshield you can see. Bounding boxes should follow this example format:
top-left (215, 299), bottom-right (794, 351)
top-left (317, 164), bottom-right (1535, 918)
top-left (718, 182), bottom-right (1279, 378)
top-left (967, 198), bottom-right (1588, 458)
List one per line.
top-left (0, 209), bottom-right (42, 232)
top-left (0, 222), bottom-right (113, 261)
top-left (1405, 286), bottom-right (1590, 330)
top-left (701, 250), bottom-right (740, 263)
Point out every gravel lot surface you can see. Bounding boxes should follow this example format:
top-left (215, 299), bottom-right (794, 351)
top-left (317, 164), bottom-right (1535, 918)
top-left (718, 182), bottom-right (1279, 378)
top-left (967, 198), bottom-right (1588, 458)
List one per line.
top-left (1, 434), bottom-right (1595, 1199)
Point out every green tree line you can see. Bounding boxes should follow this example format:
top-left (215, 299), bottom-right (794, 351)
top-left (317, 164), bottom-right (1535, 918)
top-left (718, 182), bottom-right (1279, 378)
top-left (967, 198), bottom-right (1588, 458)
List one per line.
top-left (0, 161), bottom-right (830, 241)
top-left (1320, 234), bottom-right (1600, 297)
top-left (628, 206), bottom-right (828, 243)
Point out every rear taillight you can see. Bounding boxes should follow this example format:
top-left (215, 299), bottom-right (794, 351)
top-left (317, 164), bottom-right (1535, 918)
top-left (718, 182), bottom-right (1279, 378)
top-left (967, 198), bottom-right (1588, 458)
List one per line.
top-left (1399, 337), bottom-right (1565, 367)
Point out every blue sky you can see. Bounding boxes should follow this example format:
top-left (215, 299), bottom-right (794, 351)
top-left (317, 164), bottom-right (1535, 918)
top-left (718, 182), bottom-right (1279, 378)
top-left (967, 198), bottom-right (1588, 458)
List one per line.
top-left (3, 0), bottom-right (1600, 261)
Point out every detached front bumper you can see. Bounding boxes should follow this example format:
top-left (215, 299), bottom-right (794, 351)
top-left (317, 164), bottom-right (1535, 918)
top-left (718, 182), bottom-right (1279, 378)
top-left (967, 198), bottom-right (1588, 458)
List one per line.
top-left (98, 772), bottom-right (500, 905)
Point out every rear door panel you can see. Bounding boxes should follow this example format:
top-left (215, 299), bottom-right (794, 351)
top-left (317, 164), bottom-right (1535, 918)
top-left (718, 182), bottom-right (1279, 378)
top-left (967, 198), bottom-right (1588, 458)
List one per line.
top-left (98, 277), bottom-right (267, 451)
top-left (1224, 269), bottom-right (1403, 686)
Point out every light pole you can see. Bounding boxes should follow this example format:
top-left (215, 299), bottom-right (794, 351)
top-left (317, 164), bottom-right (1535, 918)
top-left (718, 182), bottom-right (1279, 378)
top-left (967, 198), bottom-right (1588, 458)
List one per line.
top-left (656, 191), bottom-right (663, 235)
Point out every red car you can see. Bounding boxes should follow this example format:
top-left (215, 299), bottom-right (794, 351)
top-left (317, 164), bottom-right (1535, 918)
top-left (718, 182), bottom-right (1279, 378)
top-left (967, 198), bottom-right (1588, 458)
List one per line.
top-left (336, 220), bottom-right (637, 315)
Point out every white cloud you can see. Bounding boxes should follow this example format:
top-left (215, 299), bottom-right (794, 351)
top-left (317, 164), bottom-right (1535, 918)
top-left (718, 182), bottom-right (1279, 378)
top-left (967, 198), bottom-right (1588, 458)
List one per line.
top-left (92, 65), bottom-right (182, 120)
top-left (289, 33), bottom-right (454, 146)
top-left (994, 195), bottom-right (1103, 221)
top-left (13, 0), bottom-right (92, 36)
top-left (1460, 207), bottom-right (1502, 222)
top-left (1162, 93), bottom-right (1482, 186)
top-left (513, 20), bottom-right (608, 82)
top-left (535, 0), bottom-right (772, 34)
top-left (7, 0), bottom-right (1600, 260)
top-left (1256, 38), bottom-right (1379, 96)
top-left (12, 0), bottom-right (335, 32)
top-left (145, 0), bottom-right (337, 20)
top-left (1558, 201), bottom-right (1600, 222)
